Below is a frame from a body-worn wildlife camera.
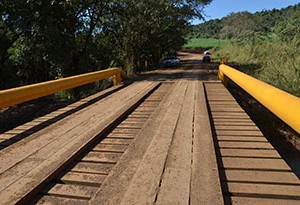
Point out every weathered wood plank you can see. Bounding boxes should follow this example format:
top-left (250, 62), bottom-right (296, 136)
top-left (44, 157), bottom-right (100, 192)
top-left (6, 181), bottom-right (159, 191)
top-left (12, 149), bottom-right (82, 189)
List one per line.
top-left (0, 82), bottom-right (158, 205)
top-left (219, 158), bottom-right (291, 171)
top-left (81, 151), bottom-right (122, 163)
top-left (222, 170), bottom-right (300, 184)
top-left (92, 144), bottom-right (127, 153)
top-left (90, 82), bottom-right (179, 205)
top-left (156, 81), bottom-right (195, 205)
top-left (36, 195), bottom-right (88, 205)
top-left (100, 138), bottom-right (132, 145)
top-left (218, 141), bottom-right (274, 149)
top-left (225, 196), bottom-right (300, 205)
top-left (217, 136), bottom-right (267, 142)
top-left (218, 148), bottom-right (280, 158)
top-left (60, 172), bottom-right (106, 186)
top-left (224, 182), bottom-right (300, 199)
top-left (190, 82), bottom-right (224, 205)
top-left (119, 82), bottom-right (187, 205)
top-left (71, 162), bottom-right (114, 175)
top-left (46, 184), bottom-right (98, 200)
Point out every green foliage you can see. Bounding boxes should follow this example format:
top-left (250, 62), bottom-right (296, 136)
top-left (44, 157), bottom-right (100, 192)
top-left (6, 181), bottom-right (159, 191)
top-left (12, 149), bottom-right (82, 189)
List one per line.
top-left (0, 0), bottom-right (212, 94)
top-left (189, 3), bottom-right (300, 40)
top-left (220, 12), bottom-right (264, 39)
top-left (217, 35), bottom-right (300, 97)
top-left (183, 38), bottom-right (228, 49)
top-left (275, 10), bottom-right (300, 46)
top-left (188, 19), bottom-right (223, 39)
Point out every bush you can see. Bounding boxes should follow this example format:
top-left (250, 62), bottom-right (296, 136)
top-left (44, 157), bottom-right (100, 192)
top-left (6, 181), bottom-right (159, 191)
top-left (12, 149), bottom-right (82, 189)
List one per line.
top-left (218, 36), bottom-right (300, 97)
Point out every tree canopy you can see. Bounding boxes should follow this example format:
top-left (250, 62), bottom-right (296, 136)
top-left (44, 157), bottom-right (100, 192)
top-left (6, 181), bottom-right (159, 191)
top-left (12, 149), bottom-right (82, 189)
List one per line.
top-left (0, 0), bottom-right (212, 90)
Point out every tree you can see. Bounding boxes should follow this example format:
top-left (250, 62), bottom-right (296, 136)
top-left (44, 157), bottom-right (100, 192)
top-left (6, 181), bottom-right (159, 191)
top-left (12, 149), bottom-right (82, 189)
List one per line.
top-left (104, 0), bottom-right (212, 72)
top-left (220, 12), bottom-right (263, 39)
top-left (0, 0), bottom-right (212, 91)
top-left (275, 10), bottom-right (300, 46)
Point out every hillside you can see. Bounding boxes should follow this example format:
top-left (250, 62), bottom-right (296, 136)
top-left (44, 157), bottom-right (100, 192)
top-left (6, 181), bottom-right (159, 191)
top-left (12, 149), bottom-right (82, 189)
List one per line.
top-left (188, 3), bottom-right (300, 39)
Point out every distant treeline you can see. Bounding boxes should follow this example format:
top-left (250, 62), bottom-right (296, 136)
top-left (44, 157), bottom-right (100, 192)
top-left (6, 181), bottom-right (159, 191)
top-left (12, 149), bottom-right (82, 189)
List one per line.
top-left (189, 3), bottom-right (300, 41)
top-left (0, 0), bottom-right (212, 92)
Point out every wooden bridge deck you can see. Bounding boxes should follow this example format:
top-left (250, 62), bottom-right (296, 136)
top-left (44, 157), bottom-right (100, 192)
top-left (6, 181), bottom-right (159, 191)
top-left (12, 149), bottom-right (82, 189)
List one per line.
top-left (0, 53), bottom-right (299, 204)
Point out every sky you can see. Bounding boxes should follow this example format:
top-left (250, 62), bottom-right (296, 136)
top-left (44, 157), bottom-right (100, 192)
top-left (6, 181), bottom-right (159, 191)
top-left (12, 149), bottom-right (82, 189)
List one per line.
top-left (193, 0), bottom-right (300, 24)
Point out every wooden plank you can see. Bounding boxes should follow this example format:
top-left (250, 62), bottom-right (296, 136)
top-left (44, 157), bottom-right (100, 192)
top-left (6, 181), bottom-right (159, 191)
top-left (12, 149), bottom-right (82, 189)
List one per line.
top-left (190, 82), bottom-right (224, 205)
top-left (0, 82), bottom-right (151, 174)
top-left (155, 168), bottom-right (190, 205)
top-left (212, 118), bottom-right (253, 123)
top-left (119, 121), bottom-right (144, 126)
top-left (46, 184), bottom-right (98, 200)
top-left (222, 170), bottom-right (300, 184)
top-left (116, 125), bottom-right (142, 129)
top-left (92, 144), bottom-right (127, 153)
top-left (215, 125), bottom-right (260, 131)
top-left (71, 162), bottom-right (114, 174)
top-left (119, 82), bottom-right (187, 205)
top-left (106, 133), bottom-right (135, 139)
top-left (0, 82), bottom-right (158, 205)
top-left (209, 100), bottom-right (236, 104)
top-left (156, 81), bottom-right (195, 205)
top-left (0, 133), bottom-right (15, 140)
top-left (100, 138), bottom-right (132, 145)
top-left (212, 112), bottom-right (249, 116)
top-left (36, 195), bottom-right (88, 205)
top-left (134, 107), bottom-right (156, 112)
top-left (218, 148), bottom-right (280, 158)
top-left (216, 130), bottom-right (263, 136)
top-left (212, 115), bottom-right (251, 120)
top-left (210, 108), bottom-right (244, 112)
top-left (218, 141), bottom-right (274, 149)
top-left (217, 136), bottom-right (267, 142)
top-left (224, 182), bottom-right (300, 199)
top-left (225, 196), bottom-right (300, 205)
top-left (81, 151), bottom-right (122, 163)
top-left (219, 158), bottom-right (291, 171)
top-left (89, 82), bottom-right (183, 205)
top-left (111, 128), bottom-right (140, 134)
top-left (60, 172), bottom-right (106, 186)
top-left (213, 121), bottom-right (256, 126)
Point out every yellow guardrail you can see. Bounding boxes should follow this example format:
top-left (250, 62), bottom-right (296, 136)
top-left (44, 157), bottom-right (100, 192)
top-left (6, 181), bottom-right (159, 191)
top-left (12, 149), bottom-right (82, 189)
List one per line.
top-left (0, 67), bottom-right (127, 109)
top-left (219, 64), bottom-right (300, 134)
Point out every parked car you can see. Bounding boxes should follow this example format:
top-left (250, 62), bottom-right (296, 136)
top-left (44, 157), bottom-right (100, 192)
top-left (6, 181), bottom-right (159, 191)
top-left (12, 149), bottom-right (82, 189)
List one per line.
top-left (162, 55), bottom-right (180, 67)
top-left (203, 51), bottom-right (211, 63)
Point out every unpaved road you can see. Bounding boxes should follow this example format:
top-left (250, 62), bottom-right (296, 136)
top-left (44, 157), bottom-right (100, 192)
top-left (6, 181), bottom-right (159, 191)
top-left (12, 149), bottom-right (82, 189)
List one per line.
top-left (140, 52), bottom-right (219, 81)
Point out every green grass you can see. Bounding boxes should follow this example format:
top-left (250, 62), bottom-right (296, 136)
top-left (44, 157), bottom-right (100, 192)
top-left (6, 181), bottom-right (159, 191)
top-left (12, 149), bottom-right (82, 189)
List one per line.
top-left (183, 38), bottom-right (229, 49)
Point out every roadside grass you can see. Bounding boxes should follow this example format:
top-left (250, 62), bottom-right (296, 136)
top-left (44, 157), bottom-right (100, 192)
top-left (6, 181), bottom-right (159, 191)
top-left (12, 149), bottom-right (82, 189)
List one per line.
top-left (183, 38), bottom-right (229, 49)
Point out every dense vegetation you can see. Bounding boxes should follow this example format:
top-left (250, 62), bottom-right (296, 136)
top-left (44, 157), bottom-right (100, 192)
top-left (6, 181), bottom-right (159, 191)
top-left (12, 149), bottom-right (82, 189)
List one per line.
top-left (188, 3), bottom-right (300, 97)
top-left (189, 3), bottom-right (300, 40)
top-left (183, 38), bottom-right (228, 49)
top-left (0, 0), bottom-right (211, 92)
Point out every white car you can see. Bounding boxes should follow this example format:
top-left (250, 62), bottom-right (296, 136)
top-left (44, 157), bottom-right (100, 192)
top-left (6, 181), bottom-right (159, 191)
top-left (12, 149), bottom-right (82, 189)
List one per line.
top-left (162, 56), bottom-right (180, 67)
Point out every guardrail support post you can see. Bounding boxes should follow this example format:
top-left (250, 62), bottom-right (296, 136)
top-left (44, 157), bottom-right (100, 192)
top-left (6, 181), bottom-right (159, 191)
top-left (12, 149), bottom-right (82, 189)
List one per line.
top-left (218, 69), bottom-right (228, 87)
top-left (112, 73), bottom-right (121, 86)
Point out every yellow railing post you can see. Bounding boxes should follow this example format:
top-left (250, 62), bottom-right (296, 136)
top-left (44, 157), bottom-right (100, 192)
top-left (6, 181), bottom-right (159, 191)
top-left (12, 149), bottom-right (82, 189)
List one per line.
top-left (218, 60), bottom-right (228, 87)
top-left (0, 67), bottom-right (127, 109)
top-left (218, 64), bottom-right (300, 134)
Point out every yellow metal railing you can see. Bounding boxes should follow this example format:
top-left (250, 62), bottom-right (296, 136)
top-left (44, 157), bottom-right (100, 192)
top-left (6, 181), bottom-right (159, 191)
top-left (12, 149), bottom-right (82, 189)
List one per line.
top-left (0, 67), bottom-right (127, 109)
top-left (219, 64), bottom-right (300, 134)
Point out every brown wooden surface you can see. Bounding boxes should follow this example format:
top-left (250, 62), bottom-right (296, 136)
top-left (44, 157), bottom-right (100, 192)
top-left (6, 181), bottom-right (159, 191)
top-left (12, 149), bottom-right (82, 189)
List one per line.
top-left (205, 81), bottom-right (300, 205)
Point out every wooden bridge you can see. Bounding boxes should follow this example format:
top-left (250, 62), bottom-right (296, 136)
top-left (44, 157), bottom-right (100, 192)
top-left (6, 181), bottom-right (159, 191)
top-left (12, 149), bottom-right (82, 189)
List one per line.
top-left (0, 52), bottom-right (299, 204)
